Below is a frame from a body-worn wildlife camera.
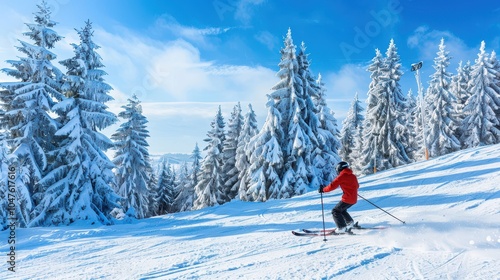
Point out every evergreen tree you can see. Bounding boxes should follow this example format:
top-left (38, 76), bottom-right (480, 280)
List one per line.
top-left (0, 139), bottom-right (10, 229)
top-left (112, 95), bottom-right (152, 219)
top-left (0, 1), bottom-right (65, 226)
top-left (173, 144), bottom-right (201, 212)
top-left (339, 93), bottom-right (364, 167)
top-left (247, 28), bottom-right (307, 200)
top-left (489, 51), bottom-right (500, 134)
top-left (246, 103), bottom-right (284, 201)
top-left (146, 168), bottom-right (159, 217)
top-left (405, 90), bottom-right (420, 161)
top-left (425, 39), bottom-right (461, 157)
top-left (190, 143), bottom-right (202, 188)
top-left (292, 41), bottom-right (324, 194)
top-left (236, 104), bottom-right (258, 201)
top-left (461, 42), bottom-right (500, 147)
top-left (361, 49), bottom-right (386, 174)
top-left (450, 61), bottom-right (472, 146)
top-left (172, 162), bottom-right (193, 212)
top-left (30, 21), bottom-right (120, 226)
top-left (313, 74), bottom-right (341, 182)
top-left (156, 159), bottom-right (175, 215)
top-left (270, 28), bottom-right (301, 198)
top-left (221, 103), bottom-right (243, 201)
top-left (362, 40), bottom-right (410, 174)
top-left (192, 107), bottom-right (226, 209)
top-left (383, 39), bottom-right (411, 167)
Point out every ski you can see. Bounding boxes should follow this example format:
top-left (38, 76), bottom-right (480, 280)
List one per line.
top-left (301, 222), bottom-right (387, 234)
top-left (351, 221), bottom-right (388, 230)
top-left (291, 229), bottom-right (354, 237)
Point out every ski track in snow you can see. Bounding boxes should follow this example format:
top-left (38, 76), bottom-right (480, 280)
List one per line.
top-left (1, 145), bottom-right (500, 279)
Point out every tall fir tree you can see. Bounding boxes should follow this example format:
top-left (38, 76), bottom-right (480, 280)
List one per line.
top-left (0, 139), bottom-right (10, 229)
top-left (30, 21), bottom-right (120, 226)
top-left (112, 95), bottom-right (152, 219)
top-left (361, 48), bottom-right (385, 174)
top-left (425, 39), bottom-right (461, 157)
top-left (221, 103), bottom-right (243, 201)
top-left (156, 159), bottom-right (176, 215)
top-left (292, 41), bottom-right (324, 194)
top-left (450, 61), bottom-right (472, 146)
top-left (190, 143), bottom-right (202, 190)
top-left (339, 93), bottom-right (364, 168)
top-left (247, 28), bottom-right (309, 200)
top-left (246, 102), bottom-right (284, 201)
top-left (236, 104), bottom-right (258, 201)
top-left (461, 42), bottom-right (500, 147)
top-left (313, 74), bottom-right (341, 183)
top-left (382, 39), bottom-right (411, 167)
top-left (172, 162), bottom-right (192, 212)
top-left (362, 40), bottom-right (410, 174)
top-left (405, 90), bottom-right (420, 161)
top-left (174, 143), bottom-right (202, 211)
top-left (192, 107), bottom-right (226, 209)
top-left (146, 168), bottom-right (159, 217)
top-left (0, 1), bottom-right (65, 226)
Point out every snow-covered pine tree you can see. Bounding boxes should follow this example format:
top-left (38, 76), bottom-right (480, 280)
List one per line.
top-left (190, 143), bottom-right (202, 190)
top-left (425, 39), bottom-right (461, 157)
top-left (112, 95), bottom-right (152, 219)
top-left (246, 102), bottom-right (284, 201)
top-left (382, 39), bottom-right (411, 167)
top-left (192, 106), bottom-right (226, 209)
top-left (450, 61), bottom-right (472, 146)
top-left (361, 49), bottom-right (386, 174)
top-left (461, 42), bottom-right (500, 147)
top-left (31, 21), bottom-right (120, 226)
top-left (312, 74), bottom-right (341, 183)
top-left (267, 28), bottom-right (301, 197)
top-left (172, 162), bottom-right (192, 212)
top-left (221, 103), bottom-right (243, 202)
top-left (0, 1), bottom-right (65, 226)
top-left (173, 144), bottom-right (202, 211)
top-left (0, 139), bottom-right (10, 229)
top-left (155, 159), bottom-right (176, 215)
top-left (146, 168), bottom-right (159, 217)
top-left (339, 93), bottom-right (364, 168)
top-left (236, 104), bottom-right (258, 201)
top-left (362, 40), bottom-right (410, 174)
top-left (247, 28), bottom-right (307, 201)
top-left (292, 41), bottom-right (324, 194)
top-left (489, 51), bottom-right (500, 135)
top-left (405, 89), bottom-right (420, 161)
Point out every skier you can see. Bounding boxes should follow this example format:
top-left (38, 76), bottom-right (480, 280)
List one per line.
top-left (319, 161), bottom-right (359, 233)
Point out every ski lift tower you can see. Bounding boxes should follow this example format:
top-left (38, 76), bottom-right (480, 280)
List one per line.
top-left (411, 61), bottom-right (429, 160)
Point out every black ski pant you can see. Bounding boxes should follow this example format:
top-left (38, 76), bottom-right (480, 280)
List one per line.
top-left (331, 201), bottom-right (354, 228)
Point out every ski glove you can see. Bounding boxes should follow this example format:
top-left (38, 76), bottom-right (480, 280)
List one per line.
top-left (318, 185), bottom-right (325, 193)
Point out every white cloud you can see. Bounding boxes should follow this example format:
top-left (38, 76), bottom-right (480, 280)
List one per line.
top-left (322, 64), bottom-right (370, 120)
top-left (89, 26), bottom-right (276, 154)
top-left (234, 0), bottom-right (265, 25)
top-left (255, 30), bottom-right (278, 50)
top-left (153, 14), bottom-right (231, 46)
top-left (407, 25), bottom-right (480, 67)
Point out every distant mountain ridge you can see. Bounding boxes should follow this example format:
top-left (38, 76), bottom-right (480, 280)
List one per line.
top-left (150, 153), bottom-right (193, 171)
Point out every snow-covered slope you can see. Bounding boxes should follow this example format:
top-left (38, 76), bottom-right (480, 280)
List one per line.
top-left (2, 145), bottom-right (499, 279)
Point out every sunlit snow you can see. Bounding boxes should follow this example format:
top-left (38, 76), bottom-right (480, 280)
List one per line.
top-left (1, 144), bottom-right (499, 279)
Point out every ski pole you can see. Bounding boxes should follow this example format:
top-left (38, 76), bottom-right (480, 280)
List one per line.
top-left (320, 192), bottom-right (327, 241)
top-left (358, 194), bottom-right (406, 224)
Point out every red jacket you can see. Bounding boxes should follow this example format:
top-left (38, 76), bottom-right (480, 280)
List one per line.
top-left (323, 168), bottom-right (359, 204)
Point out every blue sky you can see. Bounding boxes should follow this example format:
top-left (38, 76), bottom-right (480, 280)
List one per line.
top-left (1, 0), bottom-right (500, 155)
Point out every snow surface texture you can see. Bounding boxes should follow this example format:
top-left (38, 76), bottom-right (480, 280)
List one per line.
top-left (1, 144), bottom-right (499, 279)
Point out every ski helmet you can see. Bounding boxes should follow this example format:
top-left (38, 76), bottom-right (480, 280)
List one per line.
top-left (336, 161), bottom-right (349, 174)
